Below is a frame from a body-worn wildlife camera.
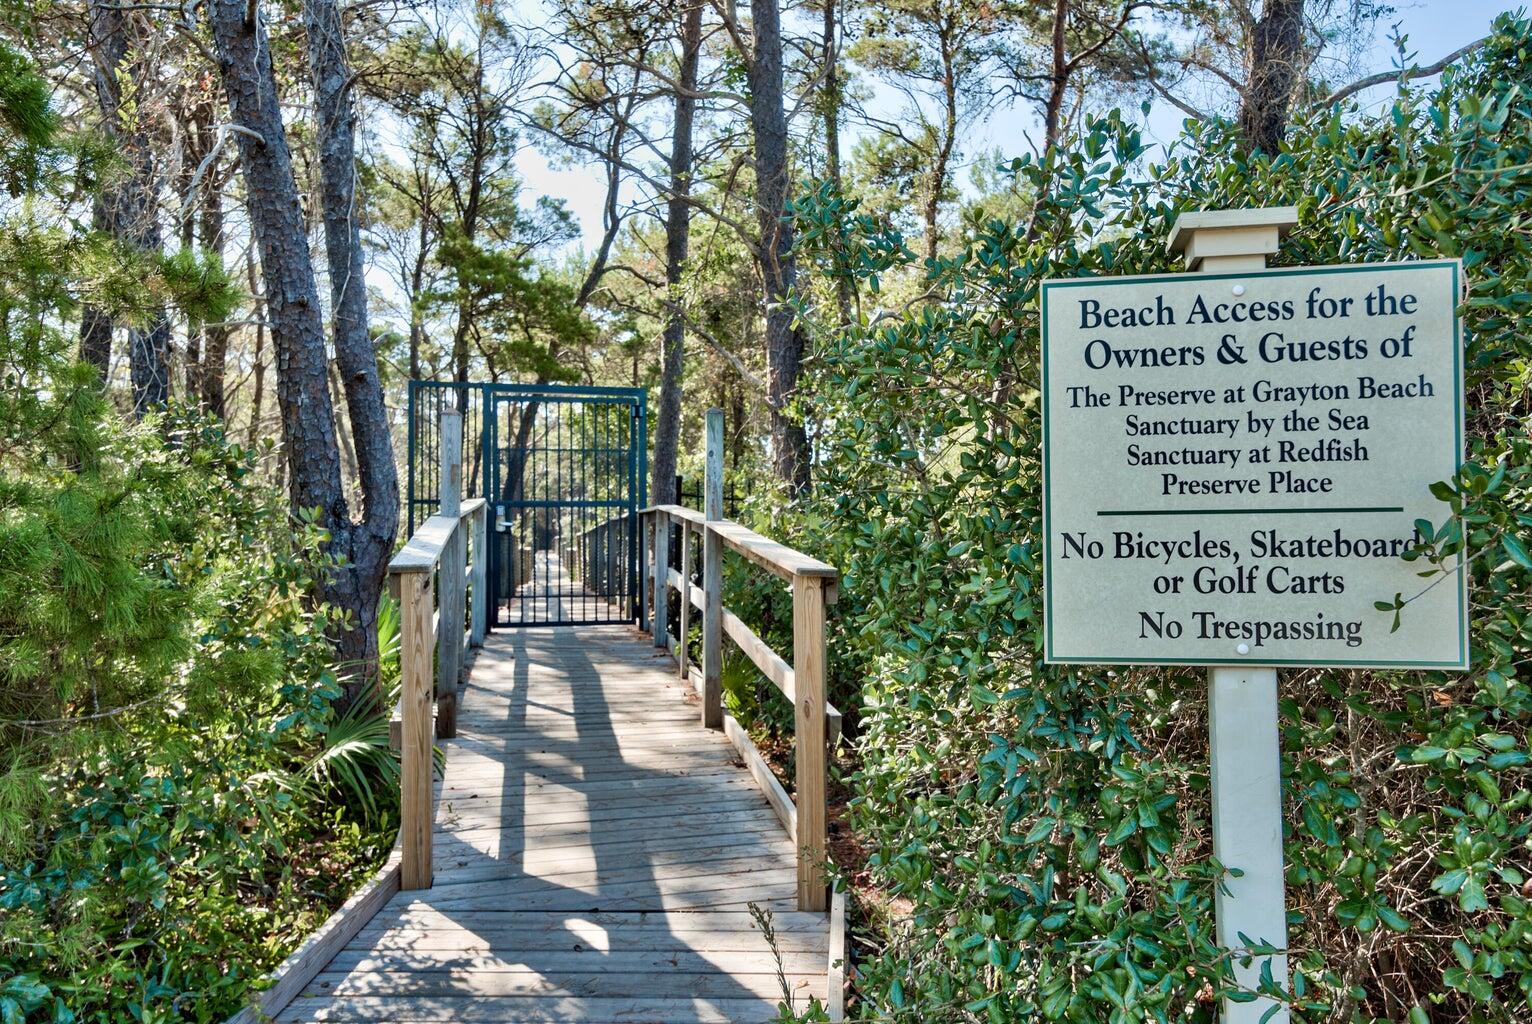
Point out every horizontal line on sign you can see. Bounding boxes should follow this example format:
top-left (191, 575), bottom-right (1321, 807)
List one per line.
top-left (1095, 506), bottom-right (1405, 517)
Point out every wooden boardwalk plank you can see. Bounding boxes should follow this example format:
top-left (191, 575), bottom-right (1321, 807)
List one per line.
top-left (323, 950), bottom-right (825, 975)
top-left (281, 602), bottom-right (829, 1024)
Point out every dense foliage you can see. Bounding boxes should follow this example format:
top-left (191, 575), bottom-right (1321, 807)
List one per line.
top-left (0, 54), bottom-right (396, 1023)
top-left (0, 402), bottom-right (396, 1020)
top-left (778, 14), bottom-right (1532, 1023)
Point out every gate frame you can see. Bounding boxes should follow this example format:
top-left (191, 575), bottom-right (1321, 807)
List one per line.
top-left (406, 380), bottom-right (647, 630)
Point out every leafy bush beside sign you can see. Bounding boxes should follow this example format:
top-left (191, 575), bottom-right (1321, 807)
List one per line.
top-left (781, 14), bottom-right (1532, 1023)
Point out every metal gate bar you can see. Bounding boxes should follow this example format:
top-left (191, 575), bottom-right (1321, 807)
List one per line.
top-left (407, 383), bottom-right (488, 534)
top-left (407, 381), bottom-right (645, 629)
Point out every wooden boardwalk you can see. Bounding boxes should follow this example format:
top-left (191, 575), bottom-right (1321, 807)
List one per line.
top-left (279, 618), bottom-right (832, 1023)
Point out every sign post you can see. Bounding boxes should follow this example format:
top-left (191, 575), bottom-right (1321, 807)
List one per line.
top-left (1178, 210), bottom-right (1294, 1024)
top-left (1040, 208), bottom-right (1468, 1023)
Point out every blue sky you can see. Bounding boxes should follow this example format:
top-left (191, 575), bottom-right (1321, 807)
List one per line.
top-left (514, 1), bottom-right (1515, 253)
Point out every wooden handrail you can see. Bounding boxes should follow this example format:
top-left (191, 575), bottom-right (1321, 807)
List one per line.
top-left (643, 503), bottom-right (837, 591)
top-left (390, 500), bottom-right (483, 575)
top-left (667, 563), bottom-right (843, 738)
top-left (638, 417), bottom-right (837, 913)
top-left (387, 409), bottom-right (488, 892)
top-left (389, 513), bottom-right (458, 573)
top-left (574, 508), bottom-right (632, 540)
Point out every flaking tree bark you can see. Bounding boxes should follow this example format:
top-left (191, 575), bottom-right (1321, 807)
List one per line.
top-left (651, 0), bottom-right (703, 508)
top-left (305, 0), bottom-right (368, 363)
top-left (306, 0), bottom-right (401, 690)
top-left (1239, 0), bottom-right (1307, 154)
top-left (207, 0), bottom-right (397, 697)
top-left (747, 0), bottom-right (810, 493)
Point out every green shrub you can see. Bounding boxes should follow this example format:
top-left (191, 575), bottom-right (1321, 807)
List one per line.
top-left (0, 51), bottom-right (397, 1020)
top-left (789, 14), bottom-right (1532, 1023)
top-left (0, 400), bottom-right (398, 1022)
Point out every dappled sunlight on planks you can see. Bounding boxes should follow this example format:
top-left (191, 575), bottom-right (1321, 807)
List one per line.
top-left (279, 615), bottom-right (830, 1023)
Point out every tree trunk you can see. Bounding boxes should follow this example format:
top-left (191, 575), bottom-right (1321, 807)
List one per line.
top-left (200, 183), bottom-right (229, 416)
top-left (1020, 0), bottom-right (1070, 260)
top-left (409, 210), bottom-right (429, 381)
top-left (128, 320), bottom-right (172, 417)
top-left (447, 44), bottom-right (490, 408)
top-left (208, 0), bottom-right (341, 504)
top-left (821, 0), bottom-right (853, 325)
top-left (245, 246), bottom-right (266, 448)
top-left (208, 0), bottom-right (395, 693)
top-left (330, 359), bottom-right (361, 498)
top-left (651, 1), bottom-right (702, 508)
top-left (1240, 0), bottom-right (1307, 155)
top-left (183, 320), bottom-right (201, 402)
top-left (305, 0), bottom-right (401, 692)
top-left (747, 0), bottom-right (810, 493)
top-left (1042, 0), bottom-right (1069, 152)
top-left (79, 196), bottom-right (113, 380)
top-left (87, 0), bottom-right (169, 416)
top-left (924, 27), bottom-right (959, 264)
top-left (181, 100), bottom-right (209, 403)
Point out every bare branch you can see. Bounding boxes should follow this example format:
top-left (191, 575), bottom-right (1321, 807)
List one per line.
top-left (178, 123), bottom-right (263, 229)
top-left (1129, 34), bottom-right (1211, 121)
top-left (664, 301), bottom-right (767, 392)
top-left (1323, 36), bottom-right (1490, 106)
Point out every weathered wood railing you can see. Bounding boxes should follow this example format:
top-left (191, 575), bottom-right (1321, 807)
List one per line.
top-left (638, 408), bottom-right (840, 912)
top-left (387, 407), bottom-right (488, 890)
top-left (569, 511), bottom-right (635, 608)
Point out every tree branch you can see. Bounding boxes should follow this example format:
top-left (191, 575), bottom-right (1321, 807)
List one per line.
top-left (1323, 36), bottom-right (1490, 106)
top-left (1130, 34), bottom-right (1210, 121)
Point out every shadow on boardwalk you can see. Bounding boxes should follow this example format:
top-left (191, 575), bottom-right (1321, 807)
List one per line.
top-left (278, 555), bottom-right (830, 1023)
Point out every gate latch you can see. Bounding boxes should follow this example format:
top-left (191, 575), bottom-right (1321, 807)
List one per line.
top-left (494, 504), bottom-right (511, 533)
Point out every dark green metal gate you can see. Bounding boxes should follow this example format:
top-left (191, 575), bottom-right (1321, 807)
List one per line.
top-left (408, 381), bottom-right (646, 628)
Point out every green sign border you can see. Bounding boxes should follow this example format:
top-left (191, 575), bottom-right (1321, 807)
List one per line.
top-left (1040, 259), bottom-right (1469, 670)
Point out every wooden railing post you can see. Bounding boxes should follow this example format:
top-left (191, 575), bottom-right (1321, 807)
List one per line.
top-left (793, 573), bottom-right (829, 912)
top-left (701, 409), bottom-right (724, 729)
top-left (652, 510), bottom-right (669, 649)
top-left (636, 495), bottom-right (839, 907)
top-left (677, 522), bottom-right (692, 679)
top-left (436, 408), bottom-right (462, 738)
top-left (470, 501), bottom-right (487, 646)
top-left (398, 567), bottom-right (434, 890)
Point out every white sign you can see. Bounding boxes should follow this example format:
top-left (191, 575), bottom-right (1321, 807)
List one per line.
top-left (1042, 260), bottom-right (1467, 668)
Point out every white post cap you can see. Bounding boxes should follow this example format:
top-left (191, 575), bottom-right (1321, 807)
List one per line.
top-left (1167, 207), bottom-right (1299, 271)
